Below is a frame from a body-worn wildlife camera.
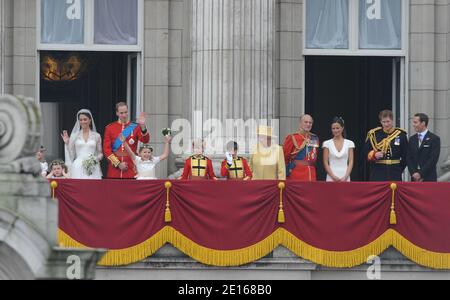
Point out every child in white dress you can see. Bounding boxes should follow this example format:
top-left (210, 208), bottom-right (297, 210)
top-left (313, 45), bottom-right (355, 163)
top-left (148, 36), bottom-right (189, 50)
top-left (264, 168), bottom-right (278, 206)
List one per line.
top-left (120, 135), bottom-right (172, 179)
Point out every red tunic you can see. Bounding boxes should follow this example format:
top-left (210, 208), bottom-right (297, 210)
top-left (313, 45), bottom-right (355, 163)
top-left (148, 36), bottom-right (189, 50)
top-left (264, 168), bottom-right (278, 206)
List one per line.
top-left (283, 131), bottom-right (319, 181)
top-left (180, 155), bottom-right (217, 180)
top-left (220, 157), bottom-right (253, 180)
top-left (103, 121), bottom-right (150, 179)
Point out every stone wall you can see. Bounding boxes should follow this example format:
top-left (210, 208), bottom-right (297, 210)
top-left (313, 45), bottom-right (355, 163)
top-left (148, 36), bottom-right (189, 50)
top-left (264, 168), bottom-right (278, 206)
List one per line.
top-left (409, 0), bottom-right (450, 179)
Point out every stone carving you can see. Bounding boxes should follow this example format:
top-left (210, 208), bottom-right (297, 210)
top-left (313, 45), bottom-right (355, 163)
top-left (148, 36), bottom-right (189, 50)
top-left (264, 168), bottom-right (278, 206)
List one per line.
top-left (439, 156), bottom-right (450, 182)
top-left (0, 95), bottom-right (41, 174)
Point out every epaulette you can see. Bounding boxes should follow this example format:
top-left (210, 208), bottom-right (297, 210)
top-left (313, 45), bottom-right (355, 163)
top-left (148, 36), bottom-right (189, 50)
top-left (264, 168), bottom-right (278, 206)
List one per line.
top-left (366, 127), bottom-right (382, 141)
top-left (394, 127), bottom-right (407, 134)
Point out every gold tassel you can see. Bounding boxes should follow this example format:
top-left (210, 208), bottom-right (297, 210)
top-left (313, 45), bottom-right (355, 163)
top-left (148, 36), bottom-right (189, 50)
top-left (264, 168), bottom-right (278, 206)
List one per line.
top-left (165, 208), bottom-right (172, 223)
top-left (164, 181), bottom-right (172, 223)
top-left (50, 181), bottom-right (58, 199)
top-left (278, 182), bottom-right (286, 223)
top-left (278, 209), bottom-right (285, 223)
top-left (390, 183), bottom-right (397, 225)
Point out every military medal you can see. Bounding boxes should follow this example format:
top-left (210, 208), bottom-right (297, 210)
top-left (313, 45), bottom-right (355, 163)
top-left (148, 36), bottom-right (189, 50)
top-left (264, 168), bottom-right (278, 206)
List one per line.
top-left (394, 137), bottom-right (400, 146)
top-left (129, 138), bottom-right (135, 145)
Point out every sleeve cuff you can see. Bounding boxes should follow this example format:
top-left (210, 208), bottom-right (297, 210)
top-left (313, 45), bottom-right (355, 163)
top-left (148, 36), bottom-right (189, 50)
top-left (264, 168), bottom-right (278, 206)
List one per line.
top-left (108, 154), bottom-right (121, 167)
top-left (367, 150), bottom-right (376, 161)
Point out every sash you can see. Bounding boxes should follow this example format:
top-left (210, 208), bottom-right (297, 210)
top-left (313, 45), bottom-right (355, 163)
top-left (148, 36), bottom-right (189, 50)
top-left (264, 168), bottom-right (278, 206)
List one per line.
top-left (112, 122), bottom-right (138, 152)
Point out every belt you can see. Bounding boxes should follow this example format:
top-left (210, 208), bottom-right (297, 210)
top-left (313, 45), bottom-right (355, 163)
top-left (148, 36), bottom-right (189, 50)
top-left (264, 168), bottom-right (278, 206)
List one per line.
top-left (295, 160), bottom-right (315, 166)
top-left (375, 160), bottom-right (401, 165)
top-left (114, 151), bottom-right (130, 157)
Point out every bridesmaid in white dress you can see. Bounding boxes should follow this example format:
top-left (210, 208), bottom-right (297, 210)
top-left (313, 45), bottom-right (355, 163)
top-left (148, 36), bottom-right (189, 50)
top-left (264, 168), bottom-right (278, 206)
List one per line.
top-left (61, 109), bottom-right (103, 179)
top-left (322, 117), bottom-right (355, 182)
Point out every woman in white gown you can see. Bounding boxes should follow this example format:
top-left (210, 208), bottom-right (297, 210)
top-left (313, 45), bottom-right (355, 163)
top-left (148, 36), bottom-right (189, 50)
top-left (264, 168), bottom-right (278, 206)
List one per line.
top-left (322, 117), bottom-right (355, 182)
top-left (61, 109), bottom-right (103, 179)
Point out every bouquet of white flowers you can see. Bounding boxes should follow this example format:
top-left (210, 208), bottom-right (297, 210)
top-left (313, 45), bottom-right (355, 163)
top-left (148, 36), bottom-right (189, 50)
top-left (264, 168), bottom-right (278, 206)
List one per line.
top-left (82, 155), bottom-right (98, 176)
top-left (162, 128), bottom-right (172, 137)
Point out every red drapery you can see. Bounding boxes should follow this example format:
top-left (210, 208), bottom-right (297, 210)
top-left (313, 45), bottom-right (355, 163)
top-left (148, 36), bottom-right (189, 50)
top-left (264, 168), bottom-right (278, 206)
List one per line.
top-left (54, 179), bottom-right (450, 268)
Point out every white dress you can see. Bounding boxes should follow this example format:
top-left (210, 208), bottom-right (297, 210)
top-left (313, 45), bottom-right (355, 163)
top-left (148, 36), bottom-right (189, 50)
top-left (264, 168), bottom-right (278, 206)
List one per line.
top-left (322, 139), bottom-right (355, 182)
top-left (65, 131), bottom-right (103, 179)
top-left (135, 156), bottom-right (161, 180)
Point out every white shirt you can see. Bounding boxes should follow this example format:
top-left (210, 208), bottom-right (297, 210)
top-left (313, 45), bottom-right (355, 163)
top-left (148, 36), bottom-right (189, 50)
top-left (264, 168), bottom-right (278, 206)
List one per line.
top-left (135, 156), bottom-right (161, 179)
top-left (418, 129), bottom-right (428, 146)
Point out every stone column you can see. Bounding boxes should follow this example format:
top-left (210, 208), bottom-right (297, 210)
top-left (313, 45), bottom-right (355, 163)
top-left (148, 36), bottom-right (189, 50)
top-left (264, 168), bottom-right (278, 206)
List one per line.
top-left (191, 0), bottom-right (276, 143)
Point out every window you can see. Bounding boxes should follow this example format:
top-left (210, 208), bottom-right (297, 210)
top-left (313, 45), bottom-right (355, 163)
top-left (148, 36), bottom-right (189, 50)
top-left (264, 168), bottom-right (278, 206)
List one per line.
top-left (38, 0), bottom-right (142, 51)
top-left (306, 0), bottom-right (349, 49)
top-left (359, 0), bottom-right (402, 49)
top-left (304, 0), bottom-right (407, 55)
top-left (41, 0), bottom-right (84, 44)
top-left (94, 0), bottom-right (138, 45)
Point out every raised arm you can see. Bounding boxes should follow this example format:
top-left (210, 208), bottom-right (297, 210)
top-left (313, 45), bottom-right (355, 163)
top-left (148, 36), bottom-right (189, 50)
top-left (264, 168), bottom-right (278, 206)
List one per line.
top-left (119, 134), bottom-right (137, 161)
top-left (61, 130), bottom-right (75, 167)
top-left (158, 136), bottom-right (172, 161)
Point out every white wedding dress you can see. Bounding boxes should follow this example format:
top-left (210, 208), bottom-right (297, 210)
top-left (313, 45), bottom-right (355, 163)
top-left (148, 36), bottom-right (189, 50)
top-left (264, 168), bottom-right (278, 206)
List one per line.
top-left (322, 139), bottom-right (355, 182)
top-left (65, 109), bottom-right (103, 179)
top-left (65, 131), bottom-right (103, 179)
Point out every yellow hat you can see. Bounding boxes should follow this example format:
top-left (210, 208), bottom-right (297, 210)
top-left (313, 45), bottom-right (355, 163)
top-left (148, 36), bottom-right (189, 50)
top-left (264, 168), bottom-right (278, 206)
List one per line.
top-left (256, 125), bottom-right (277, 137)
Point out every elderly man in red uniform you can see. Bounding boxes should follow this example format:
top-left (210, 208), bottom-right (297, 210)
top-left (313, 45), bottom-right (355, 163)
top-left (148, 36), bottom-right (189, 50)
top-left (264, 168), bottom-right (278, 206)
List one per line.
top-left (103, 102), bottom-right (150, 179)
top-left (283, 114), bottom-right (320, 181)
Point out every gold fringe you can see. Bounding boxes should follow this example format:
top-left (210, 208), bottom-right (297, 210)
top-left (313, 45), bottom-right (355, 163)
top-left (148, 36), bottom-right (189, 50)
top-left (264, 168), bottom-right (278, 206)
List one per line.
top-left (164, 227), bottom-right (283, 267)
top-left (391, 230), bottom-right (450, 269)
top-left (98, 228), bottom-right (167, 266)
top-left (58, 229), bottom-right (88, 248)
top-left (281, 228), bottom-right (393, 268)
top-left (58, 228), bottom-right (450, 269)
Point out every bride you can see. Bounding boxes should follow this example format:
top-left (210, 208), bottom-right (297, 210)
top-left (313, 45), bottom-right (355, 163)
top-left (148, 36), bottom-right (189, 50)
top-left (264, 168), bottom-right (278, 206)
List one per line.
top-left (61, 109), bottom-right (103, 179)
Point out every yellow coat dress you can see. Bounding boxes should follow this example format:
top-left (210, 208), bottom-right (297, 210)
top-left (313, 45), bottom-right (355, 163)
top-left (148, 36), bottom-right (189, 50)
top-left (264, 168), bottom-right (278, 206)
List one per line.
top-left (249, 144), bottom-right (286, 180)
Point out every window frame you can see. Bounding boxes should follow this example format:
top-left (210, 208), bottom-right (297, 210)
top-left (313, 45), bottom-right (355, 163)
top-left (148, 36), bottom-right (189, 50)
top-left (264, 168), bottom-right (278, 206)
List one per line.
top-left (303, 0), bottom-right (408, 56)
top-left (37, 0), bottom-right (144, 52)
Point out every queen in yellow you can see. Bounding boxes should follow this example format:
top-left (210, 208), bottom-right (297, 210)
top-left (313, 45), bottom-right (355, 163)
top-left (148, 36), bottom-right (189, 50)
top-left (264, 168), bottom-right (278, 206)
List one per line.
top-left (249, 126), bottom-right (286, 180)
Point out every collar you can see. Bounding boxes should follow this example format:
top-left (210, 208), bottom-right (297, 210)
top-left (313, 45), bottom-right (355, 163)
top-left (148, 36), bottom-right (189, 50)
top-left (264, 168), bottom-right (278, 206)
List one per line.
top-left (418, 129), bottom-right (428, 137)
top-left (118, 120), bottom-right (130, 125)
top-left (298, 129), bottom-right (311, 137)
top-left (383, 127), bottom-right (395, 134)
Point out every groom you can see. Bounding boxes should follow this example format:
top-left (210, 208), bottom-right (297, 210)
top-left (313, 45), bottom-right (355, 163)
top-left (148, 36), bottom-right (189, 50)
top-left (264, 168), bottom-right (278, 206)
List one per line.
top-left (104, 102), bottom-right (150, 179)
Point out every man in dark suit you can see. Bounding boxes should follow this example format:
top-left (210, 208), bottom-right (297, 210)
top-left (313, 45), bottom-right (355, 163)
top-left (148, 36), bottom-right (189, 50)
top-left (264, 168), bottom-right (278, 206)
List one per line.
top-left (407, 113), bottom-right (441, 182)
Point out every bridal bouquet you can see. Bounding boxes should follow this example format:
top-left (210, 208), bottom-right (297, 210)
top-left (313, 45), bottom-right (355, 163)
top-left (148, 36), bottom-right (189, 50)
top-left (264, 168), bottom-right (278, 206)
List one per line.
top-left (82, 155), bottom-right (98, 176)
top-left (162, 128), bottom-right (172, 137)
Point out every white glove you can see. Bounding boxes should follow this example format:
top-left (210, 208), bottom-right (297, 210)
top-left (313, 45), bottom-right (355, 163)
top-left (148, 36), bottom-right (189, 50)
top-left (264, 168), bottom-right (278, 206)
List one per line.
top-left (226, 152), bottom-right (233, 165)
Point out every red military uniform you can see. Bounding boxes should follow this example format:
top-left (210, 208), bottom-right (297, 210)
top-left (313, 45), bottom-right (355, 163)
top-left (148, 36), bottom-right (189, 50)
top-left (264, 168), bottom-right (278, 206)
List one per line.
top-left (221, 157), bottom-right (252, 180)
top-left (180, 155), bottom-right (217, 180)
top-left (283, 130), bottom-right (319, 181)
top-left (103, 121), bottom-right (150, 179)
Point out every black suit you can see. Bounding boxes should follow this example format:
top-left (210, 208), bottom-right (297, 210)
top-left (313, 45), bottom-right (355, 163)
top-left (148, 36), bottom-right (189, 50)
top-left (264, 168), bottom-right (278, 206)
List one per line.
top-left (407, 131), bottom-right (441, 182)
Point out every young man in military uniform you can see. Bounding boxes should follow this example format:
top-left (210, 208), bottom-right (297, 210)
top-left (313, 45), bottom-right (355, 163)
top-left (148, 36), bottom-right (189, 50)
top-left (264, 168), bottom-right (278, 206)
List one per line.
top-left (364, 110), bottom-right (409, 181)
top-left (221, 141), bottom-right (252, 180)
